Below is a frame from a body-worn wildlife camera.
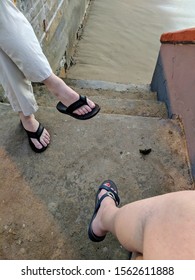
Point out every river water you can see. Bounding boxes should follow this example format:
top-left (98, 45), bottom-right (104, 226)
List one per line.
top-left (67, 0), bottom-right (195, 84)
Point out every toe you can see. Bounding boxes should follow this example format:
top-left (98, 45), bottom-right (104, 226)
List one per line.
top-left (31, 139), bottom-right (43, 149)
top-left (87, 98), bottom-right (95, 109)
top-left (40, 129), bottom-right (50, 147)
top-left (73, 104), bottom-right (93, 115)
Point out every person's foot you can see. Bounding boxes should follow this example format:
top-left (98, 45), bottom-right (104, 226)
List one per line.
top-left (90, 181), bottom-right (118, 238)
top-left (19, 113), bottom-right (50, 150)
top-left (43, 73), bottom-right (97, 117)
top-left (58, 85), bottom-right (96, 116)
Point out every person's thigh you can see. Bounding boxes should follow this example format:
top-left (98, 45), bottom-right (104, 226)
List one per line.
top-left (143, 191), bottom-right (195, 259)
top-left (115, 191), bottom-right (195, 260)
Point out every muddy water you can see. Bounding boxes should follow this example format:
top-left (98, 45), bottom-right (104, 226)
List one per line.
top-left (67, 0), bottom-right (195, 84)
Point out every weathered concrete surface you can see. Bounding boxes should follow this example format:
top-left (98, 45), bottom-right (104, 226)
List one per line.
top-left (0, 1), bottom-right (194, 261)
top-left (30, 83), bottom-right (167, 118)
top-left (0, 102), bottom-right (193, 259)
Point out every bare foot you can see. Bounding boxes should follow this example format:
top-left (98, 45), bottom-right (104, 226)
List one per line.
top-left (43, 73), bottom-right (96, 116)
top-left (19, 113), bottom-right (50, 150)
top-left (61, 85), bottom-right (96, 116)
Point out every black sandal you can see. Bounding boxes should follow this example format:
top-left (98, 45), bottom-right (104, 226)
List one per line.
top-left (88, 180), bottom-right (120, 242)
top-left (56, 95), bottom-right (100, 120)
top-left (21, 122), bottom-right (48, 153)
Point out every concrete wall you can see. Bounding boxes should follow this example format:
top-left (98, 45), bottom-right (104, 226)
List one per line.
top-left (15, 0), bottom-right (91, 73)
top-left (151, 28), bottom-right (195, 180)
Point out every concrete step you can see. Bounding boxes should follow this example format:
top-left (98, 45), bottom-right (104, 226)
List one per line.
top-left (1, 80), bottom-right (161, 118)
top-left (0, 103), bottom-right (193, 259)
top-left (63, 78), bottom-right (155, 93)
top-left (62, 78), bottom-right (158, 100)
top-left (32, 79), bottom-right (157, 103)
top-left (32, 82), bottom-right (165, 118)
top-left (67, 87), bottom-right (157, 101)
top-left (88, 96), bottom-right (167, 118)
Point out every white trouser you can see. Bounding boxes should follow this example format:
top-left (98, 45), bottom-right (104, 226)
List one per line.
top-left (0, 0), bottom-right (52, 116)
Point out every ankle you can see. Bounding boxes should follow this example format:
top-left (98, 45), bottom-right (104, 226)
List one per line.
top-left (19, 112), bottom-right (33, 121)
top-left (102, 201), bottom-right (115, 213)
top-left (95, 203), bottom-right (116, 235)
top-left (99, 193), bottom-right (116, 207)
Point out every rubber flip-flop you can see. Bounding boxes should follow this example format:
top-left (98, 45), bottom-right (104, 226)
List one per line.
top-left (21, 122), bottom-right (48, 153)
top-left (56, 95), bottom-right (100, 120)
top-left (88, 180), bottom-right (120, 242)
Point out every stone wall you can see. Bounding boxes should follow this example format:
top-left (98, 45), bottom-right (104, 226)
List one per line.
top-left (15, 0), bottom-right (91, 73)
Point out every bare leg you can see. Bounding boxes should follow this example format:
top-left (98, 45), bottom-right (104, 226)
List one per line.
top-left (91, 187), bottom-right (144, 254)
top-left (91, 188), bottom-right (195, 259)
top-left (43, 73), bottom-right (95, 116)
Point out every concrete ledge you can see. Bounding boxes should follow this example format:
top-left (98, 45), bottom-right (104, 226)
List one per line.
top-left (160, 27), bottom-right (195, 44)
top-left (64, 78), bottom-right (151, 92)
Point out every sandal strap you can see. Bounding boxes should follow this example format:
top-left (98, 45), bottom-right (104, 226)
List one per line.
top-left (99, 185), bottom-right (120, 206)
top-left (24, 123), bottom-right (44, 140)
top-left (94, 190), bottom-right (120, 218)
top-left (66, 95), bottom-right (88, 114)
top-left (98, 191), bottom-right (120, 207)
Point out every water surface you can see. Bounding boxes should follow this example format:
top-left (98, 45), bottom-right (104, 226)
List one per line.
top-left (67, 0), bottom-right (195, 84)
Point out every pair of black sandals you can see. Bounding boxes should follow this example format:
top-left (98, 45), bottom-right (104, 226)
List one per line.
top-left (22, 95), bottom-right (100, 153)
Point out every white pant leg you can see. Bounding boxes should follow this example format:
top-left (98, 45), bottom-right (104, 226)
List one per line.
top-left (0, 0), bottom-right (52, 116)
top-left (0, 48), bottom-right (38, 116)
top-left (0, 0), bottom-right (52, 82)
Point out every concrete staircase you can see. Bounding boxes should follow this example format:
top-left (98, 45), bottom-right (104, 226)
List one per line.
top-left (0, 79), bottom-right (194, 260)
top-left (33, 79), bottom-right (167, 118)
